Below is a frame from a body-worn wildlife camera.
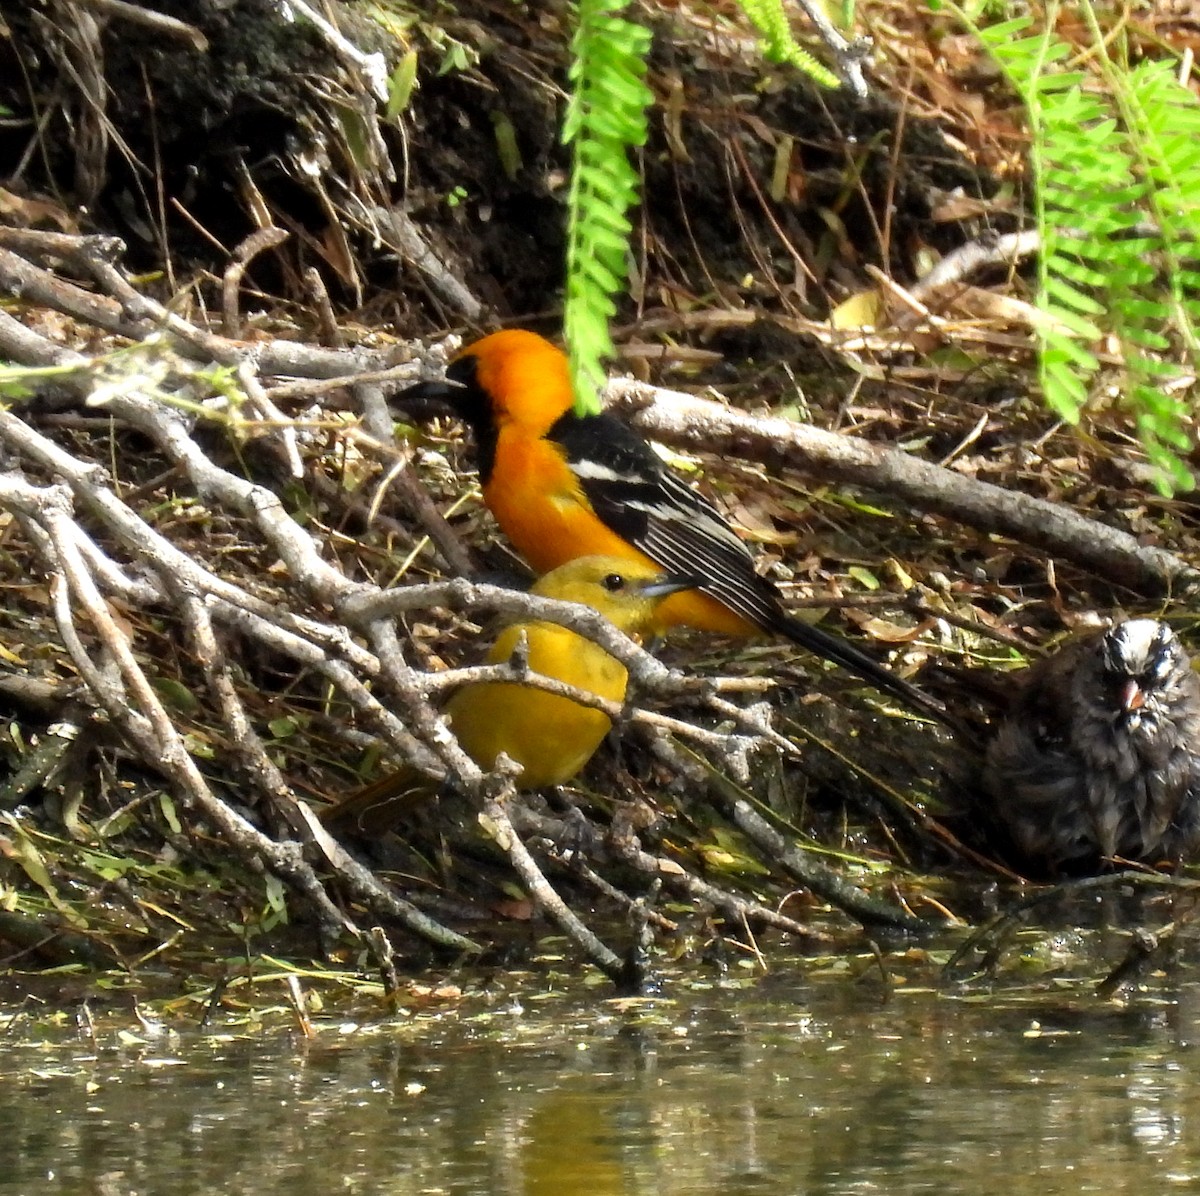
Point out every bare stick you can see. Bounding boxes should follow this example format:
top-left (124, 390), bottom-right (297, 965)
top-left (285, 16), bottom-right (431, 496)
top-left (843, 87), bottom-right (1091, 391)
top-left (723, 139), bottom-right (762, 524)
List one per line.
top-left (75, 0), bottom-right (209, 50)
top-left (607, 378), bottom-right (1198, 596)
top-left (481, 791), bottom-right (629, 986)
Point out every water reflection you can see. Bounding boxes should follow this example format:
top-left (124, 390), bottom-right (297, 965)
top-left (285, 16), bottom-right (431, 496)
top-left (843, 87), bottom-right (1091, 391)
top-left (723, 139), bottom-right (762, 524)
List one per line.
top-left (4, 972), bottom-right (1200, 1195)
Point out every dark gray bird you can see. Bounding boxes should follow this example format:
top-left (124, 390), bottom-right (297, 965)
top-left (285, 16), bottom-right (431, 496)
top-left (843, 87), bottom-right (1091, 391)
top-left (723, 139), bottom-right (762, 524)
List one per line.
top-left (984, 619), bottom-right (1200, 871)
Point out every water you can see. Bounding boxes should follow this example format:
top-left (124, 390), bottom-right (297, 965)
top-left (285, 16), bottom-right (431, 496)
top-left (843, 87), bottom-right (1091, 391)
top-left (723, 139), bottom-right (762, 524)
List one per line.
top-left (6, 949), bottom-right (1200, 1195)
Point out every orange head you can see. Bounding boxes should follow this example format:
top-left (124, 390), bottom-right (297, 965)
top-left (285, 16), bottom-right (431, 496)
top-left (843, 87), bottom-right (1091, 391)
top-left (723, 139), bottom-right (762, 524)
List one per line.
top-left (396, 330), bottom-right (577, 482)
top-left (452, 331), bottom-right (574, 434)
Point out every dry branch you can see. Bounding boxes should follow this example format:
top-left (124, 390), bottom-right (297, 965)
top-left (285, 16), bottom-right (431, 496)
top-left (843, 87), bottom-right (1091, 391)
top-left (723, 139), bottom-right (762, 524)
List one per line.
top-left (608, 379), bottom-right (1199, 597)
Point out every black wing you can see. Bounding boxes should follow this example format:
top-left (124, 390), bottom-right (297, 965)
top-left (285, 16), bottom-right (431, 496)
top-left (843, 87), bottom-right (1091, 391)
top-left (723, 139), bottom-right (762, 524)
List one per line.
top-left (548, 410), bottom-right (786, 631)
top-left (547, 410), bottom-right (950, 722)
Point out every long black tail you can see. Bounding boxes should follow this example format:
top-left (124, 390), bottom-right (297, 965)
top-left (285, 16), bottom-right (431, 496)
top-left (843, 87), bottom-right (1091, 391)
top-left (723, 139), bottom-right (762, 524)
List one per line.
top-left (769, 607), bottom-right (954, 727)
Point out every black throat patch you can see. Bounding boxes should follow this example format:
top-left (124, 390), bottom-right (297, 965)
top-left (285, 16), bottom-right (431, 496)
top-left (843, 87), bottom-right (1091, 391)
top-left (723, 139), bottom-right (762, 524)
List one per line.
top-left (443, 355), bottom-right (499, 485)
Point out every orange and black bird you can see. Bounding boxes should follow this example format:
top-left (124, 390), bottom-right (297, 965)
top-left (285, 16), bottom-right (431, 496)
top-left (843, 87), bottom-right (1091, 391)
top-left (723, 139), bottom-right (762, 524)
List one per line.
top-left (395, 329), bottom-right (946, 721)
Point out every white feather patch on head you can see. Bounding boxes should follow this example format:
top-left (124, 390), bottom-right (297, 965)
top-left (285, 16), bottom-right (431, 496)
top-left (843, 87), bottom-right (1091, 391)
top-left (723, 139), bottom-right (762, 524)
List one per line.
top-left (1105, 619), bottom-right (1173, 676)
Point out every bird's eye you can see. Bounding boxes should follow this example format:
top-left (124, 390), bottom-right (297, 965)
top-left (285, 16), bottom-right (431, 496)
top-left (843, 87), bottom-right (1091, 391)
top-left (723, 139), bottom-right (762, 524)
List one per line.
top-left (602, 573), bottom-right (626, 592)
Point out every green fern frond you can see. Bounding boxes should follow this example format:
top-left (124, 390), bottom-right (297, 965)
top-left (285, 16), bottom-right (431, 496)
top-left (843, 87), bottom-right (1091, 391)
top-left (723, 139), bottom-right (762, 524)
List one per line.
top-left (561, 0), bottom-right (852, 410)
top-left (563, 1), bottom-right (652, 415)
top-left (1125, 60), bottom-right (1200, 361)
top-left (968, 5), bottom-right (1200, 493)
top-left (736, 0), bottom-right (841, 89)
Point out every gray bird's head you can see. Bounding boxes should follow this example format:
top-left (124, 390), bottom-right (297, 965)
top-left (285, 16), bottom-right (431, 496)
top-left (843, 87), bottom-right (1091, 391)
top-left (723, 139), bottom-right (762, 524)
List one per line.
top-left (1097, 619), bottom-right (1189, 728)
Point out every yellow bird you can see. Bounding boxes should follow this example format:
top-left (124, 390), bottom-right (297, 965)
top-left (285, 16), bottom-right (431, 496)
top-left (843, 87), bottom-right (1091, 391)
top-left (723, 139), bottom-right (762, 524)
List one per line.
top-left (323, 555), bottom-right (698, 831)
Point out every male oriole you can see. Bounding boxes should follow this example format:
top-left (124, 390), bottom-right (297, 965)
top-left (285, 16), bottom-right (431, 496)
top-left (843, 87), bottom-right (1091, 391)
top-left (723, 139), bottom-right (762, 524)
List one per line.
top-left (324, 555), bottom-right (697, 831)
top-left (396, 329), bottom-right (946, 721)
